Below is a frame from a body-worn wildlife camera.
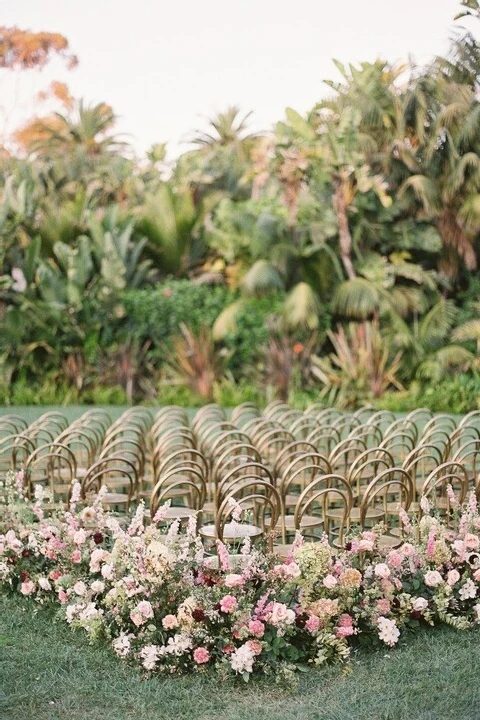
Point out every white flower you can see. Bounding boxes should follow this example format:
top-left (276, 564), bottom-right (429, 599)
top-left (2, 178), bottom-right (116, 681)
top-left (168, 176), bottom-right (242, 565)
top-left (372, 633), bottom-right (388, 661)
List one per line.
top-left (73, 581), bottom-right (87, 596)
top-left (91, 580), bottom-right (105, 594)
top-left (101, 563), bottom-right (114, 580)
top-left (79, 602), bottom-right (102, 621)
top-left (11, 267), bottom-right (27, 292)
top-left (113, 633), bottom-right (133, 657)
top-left (374, 563), bottom-right (391, 579)
top-left (459, 579), bottom-right (477, 601)
top-left (420, 496), bottom-right (431, 513)
top-left (230, 643), bottom-right (255, 674)
top-left (412, 597), bottom-right (428, 612)
top-left (473, 604), bottom-right (480, 622)
top-left (377, 616), bottom-right (400, 647)
top-left (139, 644), bottom-right (160, 670)
top-left (66, 604), bottom-right (78, 624)
top-left (38, 577), bottom-right (52, 592)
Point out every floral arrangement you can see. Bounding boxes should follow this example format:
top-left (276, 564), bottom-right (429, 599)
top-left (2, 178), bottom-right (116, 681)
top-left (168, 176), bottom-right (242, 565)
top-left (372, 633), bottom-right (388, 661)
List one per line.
top-left (2, 470), bottom-right (480, 683)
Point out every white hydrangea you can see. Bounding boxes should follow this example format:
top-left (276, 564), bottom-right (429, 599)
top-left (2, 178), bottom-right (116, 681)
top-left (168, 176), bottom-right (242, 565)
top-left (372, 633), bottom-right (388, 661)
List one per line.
top-left (459, 579), bottom-right (477, 601)
top-left (377, 616), bottom-right (400, 647)
top-left (230, 643), bottom-right (255, 674)
top-left (112, 633), bottom-right (133, 657)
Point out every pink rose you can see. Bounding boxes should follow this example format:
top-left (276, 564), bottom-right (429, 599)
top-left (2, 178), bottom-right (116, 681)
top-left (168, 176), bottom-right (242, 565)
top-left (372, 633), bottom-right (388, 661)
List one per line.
top-left (323, 574), bottom-right (338, 589)
top-left (162, 614), bottom-right (178, 630)
top-left (412, 597), bottom-right (428, 612)
top-left (269, 602), bottom-right (295, 626)
top-left (130, 610), bottom-right (145, 627)
top-left (248, 620), bottom-right (265, 637)
top-left (20, 580), bottom-right (35, 596)
top-left (374, 563), bottom-right (391, 579)
top-left (358, 539), bottom-right (374, 552)
top-left (247, 640), bottom-right (262, 656)
top-left (193, 647), bottom-right (210, 664)
top-left (464, 534), bottom-right (480, 550)
top-left (49, 570), bottom-right (62, 581)
top-left (224, 574), bottom-right (244, 588)
top-left (337, 613), bottom-right (354, 627)
top-left (424, 570), bottom-right (443, 587)
top-left (473, 569), bottom-right (480, 582)
top-left (73, 529), bottom-right (87, 546)
top-left (137, 600), bottom-right (154, 619)
top-left (58, 589), bottom-right (68, 604)
top-left (447, 569), bottom-right (461, 586)
top-left (71, 550), bottom-right (82, 564)
top-left (376, 599), bottom-right (391, 614)
top-left (305, 615), bottom-right (320, 633)
top-left (220, 595), bottom-right (238, 613)
top-left (400, 543), bottom-right (415, 556)
top-left (387, 550), bottom-right (403, 569)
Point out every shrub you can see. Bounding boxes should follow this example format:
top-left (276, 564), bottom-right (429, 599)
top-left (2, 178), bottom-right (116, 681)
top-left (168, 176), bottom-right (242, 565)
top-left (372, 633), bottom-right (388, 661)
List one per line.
top-left (377, 374), bottom-right (480, 414)
top-left (122, 281), bottom-right (235, 348)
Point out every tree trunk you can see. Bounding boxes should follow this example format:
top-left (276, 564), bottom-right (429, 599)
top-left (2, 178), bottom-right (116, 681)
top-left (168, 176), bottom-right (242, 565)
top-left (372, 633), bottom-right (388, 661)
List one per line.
top-left (333, 174), bottom-right (356, 280)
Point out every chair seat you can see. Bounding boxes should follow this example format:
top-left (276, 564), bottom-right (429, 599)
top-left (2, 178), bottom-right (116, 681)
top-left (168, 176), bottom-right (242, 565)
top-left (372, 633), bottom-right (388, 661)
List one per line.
top-left (327, 506), bottom-right (384, 522)
top-left (199, 522), bottom-right (263, 541)
top-left (282, 513), bottom-right (323, 529)
top-left (148, 506), bottom-right (197, 521)
top-left (102, 492), bottom-right (130, 505)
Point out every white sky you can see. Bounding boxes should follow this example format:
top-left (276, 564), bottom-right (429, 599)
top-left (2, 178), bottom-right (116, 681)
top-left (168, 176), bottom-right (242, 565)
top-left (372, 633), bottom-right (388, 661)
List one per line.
top-left (0, 0), bottom-right (465, 157)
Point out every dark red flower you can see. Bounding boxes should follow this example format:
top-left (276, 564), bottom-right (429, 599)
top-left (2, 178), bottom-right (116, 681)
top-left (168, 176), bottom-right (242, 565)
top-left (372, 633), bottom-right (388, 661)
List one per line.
top-left (295, 613), bottom-right (309, 629)
top-left (22, 549), bottom-right (31, 558)
top-left (192, 608), bottom-right (206, 622)
top-left (20, 571), bottom-right (30, 582)
top-left (93, 532), bottom-right (104, 545)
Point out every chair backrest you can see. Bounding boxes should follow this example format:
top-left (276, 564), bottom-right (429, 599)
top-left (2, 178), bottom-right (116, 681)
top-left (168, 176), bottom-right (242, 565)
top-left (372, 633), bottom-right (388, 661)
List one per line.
top-left (215, 479), bottom-right (282, 547)
top-left (294, 473), bottom-right (353, 545)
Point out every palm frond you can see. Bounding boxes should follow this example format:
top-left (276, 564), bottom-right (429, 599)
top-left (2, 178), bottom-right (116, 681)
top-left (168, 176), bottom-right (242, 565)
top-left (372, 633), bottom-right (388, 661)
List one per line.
top-left (241, 260), bottom-right (284, 296)
top-left (282, 282), bottom-right (321, 331)
top-left (333, 278), bottom-right (381, 319)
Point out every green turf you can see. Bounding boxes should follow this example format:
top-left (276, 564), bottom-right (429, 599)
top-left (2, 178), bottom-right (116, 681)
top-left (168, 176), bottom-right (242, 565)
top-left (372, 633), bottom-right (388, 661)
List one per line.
top-left (1, 596), bottom-right (480, 720)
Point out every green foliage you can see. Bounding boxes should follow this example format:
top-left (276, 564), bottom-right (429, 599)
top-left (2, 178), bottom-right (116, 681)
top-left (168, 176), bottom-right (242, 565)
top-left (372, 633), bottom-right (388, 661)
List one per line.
top-left (377, 373), bottom-right (480, 414)
top-left (122, 281), bottom-right (235, 348)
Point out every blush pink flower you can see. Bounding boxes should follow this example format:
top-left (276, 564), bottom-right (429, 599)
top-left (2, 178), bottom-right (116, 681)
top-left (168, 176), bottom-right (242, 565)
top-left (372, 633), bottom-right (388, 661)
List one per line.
top-left (387, 550), bottom-right (403, 569)
top-left (224, 574), bottom-right (244, 588)
top-left (247, 640), bottom-right (263, 656)
top-left (193, 647), bottom-right (210, 664)
top-left (376, 599), bottom-right (391, 615)
top-left (424, 570), bottom-right (443, 587)
top-left (305, 615), bottom-right (320, 633)
top-left (20, 580), bottom-right (35, 595)
top-left (323, 574), bottom-right (338, 589)
top-left (374, 563), bottom-right (391, 579)
top-left (447, 569), bottom-right (461, 586)
top-left (73, 529), bottom-right (87, 546)
top-left (220, 595), bottom-right (238, 613)
top-left (71, 550), bottom-right (82, 564)
top-left (130, 611), bottom-right (145, 627)
top-left (162, 614), bottom-right (178, 630)
top-left (248, 619), bottom-right (265, 637)
top-left (137, 600), bottom-right (154, 619)
top-left (58, 589), bottom-right (68, 604)
top-left (464, 534), bottom-right (480, 550)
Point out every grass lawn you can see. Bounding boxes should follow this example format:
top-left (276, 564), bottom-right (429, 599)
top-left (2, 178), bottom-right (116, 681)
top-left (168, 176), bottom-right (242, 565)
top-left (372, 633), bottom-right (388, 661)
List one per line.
top-left (1, 596), bottom-right (480, 720)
